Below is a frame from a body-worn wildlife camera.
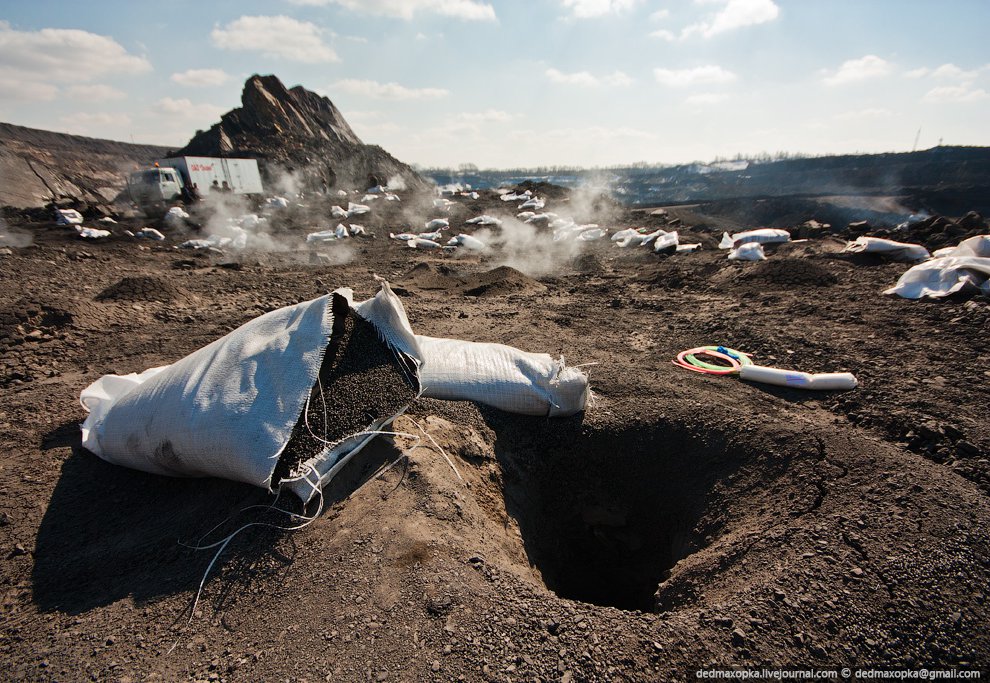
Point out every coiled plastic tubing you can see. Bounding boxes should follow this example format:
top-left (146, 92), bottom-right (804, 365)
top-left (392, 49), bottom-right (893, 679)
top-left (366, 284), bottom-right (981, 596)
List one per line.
top-left (672, 346), bottom-right (752, 375)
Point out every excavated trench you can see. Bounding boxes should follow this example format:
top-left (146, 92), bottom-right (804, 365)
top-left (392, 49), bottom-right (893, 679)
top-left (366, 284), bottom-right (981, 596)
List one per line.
top-left (495, 417), bottom-right (795, 613)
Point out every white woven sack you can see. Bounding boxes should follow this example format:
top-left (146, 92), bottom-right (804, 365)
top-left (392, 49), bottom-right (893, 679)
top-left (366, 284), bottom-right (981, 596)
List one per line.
top-left (81, 295), bottom-right (340, 489)
top-left (416, 336), bottom-right (589, 417)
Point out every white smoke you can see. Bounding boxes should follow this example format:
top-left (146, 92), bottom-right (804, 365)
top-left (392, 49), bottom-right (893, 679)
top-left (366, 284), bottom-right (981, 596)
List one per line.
top-left (475, 216), bottom-right (583, 277)
top-left (0, 215), bottom-right (33, 248)
top-left (386, 174), bottom-right (408, 191)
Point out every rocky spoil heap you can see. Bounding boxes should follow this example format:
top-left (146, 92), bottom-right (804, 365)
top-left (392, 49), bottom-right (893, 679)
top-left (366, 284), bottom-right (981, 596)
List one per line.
top-left (173, 74), bottom-right (424, 191)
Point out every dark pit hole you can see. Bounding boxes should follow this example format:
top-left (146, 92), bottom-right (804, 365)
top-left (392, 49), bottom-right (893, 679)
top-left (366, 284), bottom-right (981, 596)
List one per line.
top-left (498, 422), bottom-right (744, 613)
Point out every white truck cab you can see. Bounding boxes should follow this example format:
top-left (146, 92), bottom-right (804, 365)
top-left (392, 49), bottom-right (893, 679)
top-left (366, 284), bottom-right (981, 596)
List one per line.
top-left (127, 167), bottom-right (184, 216)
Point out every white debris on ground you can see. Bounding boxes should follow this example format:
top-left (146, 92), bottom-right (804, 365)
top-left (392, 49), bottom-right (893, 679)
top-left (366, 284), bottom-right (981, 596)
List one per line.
top-left (135, 228), bottom-right (165, 241)
top-left (56, 209), bottom-right (84, 226)
top-left (265, 196), bottom-right (290, 210)
top-left (348, 224), bottom-right (366, 236)
top-left (425, 218), bottom-right (449, 231)
top-left (408, 238), bottom-right (442, 249)
top-left (843, 236), bottom-right (930, 262)
top-left (163, 206), bottom-right (190, 228)
top-left (76, 226), bottom-right (111, 239)
top-left (719, 228), bottom-right (790, 249)
top-left (447, 234), bottom-right (487, 250)
top-left (885, 234), bottom-right (990, 299)
top-left (306, 230), bottom-right (338, 244)
top-left (466, 215), bottom-right (502, 226)
top-left (98, 217), bottom-right (117, 224)
top-left (728, 242), bottom-right (767, 261)
top-left (389, 232), bottom-right (418, 241)
top-left (346, 202), bottom-right (370, 216)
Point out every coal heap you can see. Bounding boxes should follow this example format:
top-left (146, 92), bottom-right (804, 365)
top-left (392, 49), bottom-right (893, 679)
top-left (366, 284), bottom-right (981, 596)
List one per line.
top-left (172, 74), bottom-right (425, 192)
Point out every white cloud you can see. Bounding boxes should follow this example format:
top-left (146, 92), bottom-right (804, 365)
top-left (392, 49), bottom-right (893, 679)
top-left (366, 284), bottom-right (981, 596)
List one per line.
top-left (60, 112), bottom-right (132, 129)
top-left (288, 0), bottom-right (496, 21)
top-left (452, 109), bottom-right (514, 124)
top-left (833, 107), bottom-right (892, 121)
top-left (681, 0), bottom-right (779, 38)
top-left (0, 76), bottom-right (57, 102)
top-left (922, 85), bottom-right (990, 104)
top-left (157, 97), bottom-right (226, 123)
top-left (171, 68), bottom-right (230, 87)
top-left (0, 20), bottom-right (150, 88)
top-left (823, 55), bottom-right (892, 86)
top-left (649, 9), bottom-right (671, 21)
top-left (650, 28), bottom-right (676, 40)
top-left (545, 68), bottom-right (632, 87)
top-left (64, 84), bottom-right (127, 102)
top-left (685, 92), bottom-right (728, 105)
top-left (654, 65), bottom-right (736, 87)
top-left (211, 16), bottom-right (339, 63)
top-left (905, 67), bottom-right (930, 79)
top-left (330, 79), bottom-right (449, 100)
top-left (559, 0), bottom-right (641, 19)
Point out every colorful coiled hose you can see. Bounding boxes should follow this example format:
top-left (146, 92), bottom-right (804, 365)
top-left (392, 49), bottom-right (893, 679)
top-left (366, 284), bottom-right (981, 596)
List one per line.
top-left (672, 346), bottom-right (753, 375)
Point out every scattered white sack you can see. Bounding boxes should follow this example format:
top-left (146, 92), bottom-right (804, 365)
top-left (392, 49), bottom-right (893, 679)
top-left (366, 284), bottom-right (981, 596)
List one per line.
top-left (447, 234), bottom-right (486, 250)
top-left (526, 213), bottom-right (553, 225)
top-left (653, 230), bottom-right (679, 253)
top-left (843, 236), bottom-right (930, 262)
top-left (56, 209), bottom-right (84, 226)
top-left (433, 198), bottom-right (454, 210)
top-left (76, 227), bottom-right (111, 239)
top-left (408, 238), bottom-right (442, 249)
top-left (676, 243), bottom-right (701, 252)
top-left (425, 218), bottom-right (449, 231)
top-left (390, 232), bottom-right (418, 241)
top-left (464, 192), bottom-right (480, 200)
top-left (164, 206), bottom-right (190, 227)
top-left (347, 202), bottom-right (370, 216)
top-left (419, 231), bottom-right (443, 241)
top-left (180, 239), bottom-right (215, 250)
top-left (611, 228), bottom-right (641, 247)
top-left (266, 196), bottom-right (290, 210)
top-left (135, 228), bottom-right (165, 241)
top-left (417, 338), bottom-right (589, 417)
top-left (517, 211), bottom-right (536, 221)
top-left (884, 235), bottom-right (990, 299)
top-left (637, 229), bottom-right (665, 247)
top-left (330, 205), bottom-right (349, 219)
top-left (728, 242), bottom-right (766, 261)
top-left (239, 214), bottom-right (262, 230)
top-left (466, 215), bottom-right (502, 226)
top-left (739, 365), bottom-right (858, 391)
top-left (519, 197), bottom-right (545, 211)
top-left (99, 217), bottom-right (117, 224)
top-left (719, 228), bottom-right (790, 249)
top-left (384, 193), bottom-right (401, 202)
top-left (306, 230), bottom-right (338, 243)
top-left (577, 228), bottom-right (607, 242)
top-left (336, 189), bottom-right (349, 197)
top-left (349, 224), bottom-right (366, 236)
top-left (335, 224), bottom-right (350, 239)
top-left (365, 185), bottom-right (384, 194)
top-left (361, 194), bottom-right (379, 202)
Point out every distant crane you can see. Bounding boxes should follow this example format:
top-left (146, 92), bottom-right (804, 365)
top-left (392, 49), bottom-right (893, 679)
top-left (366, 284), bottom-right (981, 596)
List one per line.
top-left (912, 128), bottom-right (921, 152)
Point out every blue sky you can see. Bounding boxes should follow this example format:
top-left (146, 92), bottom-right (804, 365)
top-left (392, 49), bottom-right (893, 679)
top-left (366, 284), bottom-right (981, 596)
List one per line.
top-left (1, 0), bottom-right (988, 168)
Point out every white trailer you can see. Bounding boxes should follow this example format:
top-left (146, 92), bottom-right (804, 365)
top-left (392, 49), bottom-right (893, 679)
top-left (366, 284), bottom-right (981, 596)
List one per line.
top-left (157, 156), bottom-right (264, 196)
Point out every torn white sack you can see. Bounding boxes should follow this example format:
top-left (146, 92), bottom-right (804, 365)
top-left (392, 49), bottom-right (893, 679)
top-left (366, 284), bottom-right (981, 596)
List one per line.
top-left (728, 242), bottom-right (766, 261)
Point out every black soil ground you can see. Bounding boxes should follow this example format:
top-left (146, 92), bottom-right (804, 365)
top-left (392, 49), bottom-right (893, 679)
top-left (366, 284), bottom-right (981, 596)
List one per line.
top-left (0, 189), bottom-right (988, 681)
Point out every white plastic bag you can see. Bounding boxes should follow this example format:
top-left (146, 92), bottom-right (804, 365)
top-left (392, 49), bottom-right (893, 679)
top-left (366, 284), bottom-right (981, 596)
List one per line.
top-left (56, 209), bottom-right (84, 226)
top-left (728, 242), bottom-right (766, 261)
top-left (719, 228), bottom-right (789, 250)
top-left (843, 236), bottom-right (930, 261)
top-left (885, 235), bottom-right (990, 299)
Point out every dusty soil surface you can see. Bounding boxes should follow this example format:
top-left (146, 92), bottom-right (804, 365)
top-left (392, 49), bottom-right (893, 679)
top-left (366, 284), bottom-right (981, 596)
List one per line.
top-left (1, 189), bottom-right (989, 681)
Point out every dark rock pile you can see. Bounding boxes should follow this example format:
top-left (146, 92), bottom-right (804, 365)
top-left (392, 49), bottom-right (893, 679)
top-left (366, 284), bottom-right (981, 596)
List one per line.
top-left (172, 74), bottom-right (426, 193)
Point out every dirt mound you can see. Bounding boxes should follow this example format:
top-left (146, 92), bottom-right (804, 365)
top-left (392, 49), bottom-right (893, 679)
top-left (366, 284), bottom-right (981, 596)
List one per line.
top-left (401, 262), bottom-right (461, 291)
top-left (460, 266), bottom-right (545, 297)
top-left (173, 74), bottom-right (425, 192)
top-left (96, 275), bottom-right (186, 302)
top-left (739, 258), bottom-right (838, 287)
top-left (400, 264), bottom-right (545, 298)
